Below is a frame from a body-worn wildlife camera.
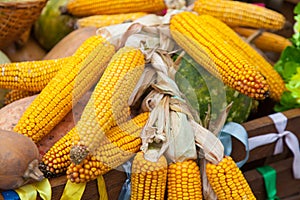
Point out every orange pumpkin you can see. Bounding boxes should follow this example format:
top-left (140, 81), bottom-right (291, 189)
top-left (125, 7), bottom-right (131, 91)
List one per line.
top-left (0, 130), bottom-right (44, 190)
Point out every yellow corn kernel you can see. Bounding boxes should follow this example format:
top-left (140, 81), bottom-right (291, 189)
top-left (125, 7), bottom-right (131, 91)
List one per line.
top-left (39, 130), bottom-right (74, 178)
top-left (0, 57), bottom-right (71, 92)
top-left (4, 90), bottom-right (38, 105)
top-left (76, 12), bottom-right (147, 29)
top-left (198, 15), bottom-right (286, 101)
top-left (206, 156), bottom-right (256, 200)
top-left (66, 155), bottom-right (110, 183)
top-left (92, 112), bottom-right (149, 163)
top-left (65, 0), bottom-right (166, 17)
top-left (131, 151), bottom-right (168, 200)
top-left (170, 11), bottom-right (269, 100)
top-left (66, 112), bottom-right (149, 183)
top-left (233, 27), bottom-right (292, 53)
top-left (167, 160), bottom-right (202, 200)
top-left (70, 46), bottom-right (145, 163)
top-left (193, 0), bottom-right (286, 30)
top-left (13, 35), bottom-right (115, 143)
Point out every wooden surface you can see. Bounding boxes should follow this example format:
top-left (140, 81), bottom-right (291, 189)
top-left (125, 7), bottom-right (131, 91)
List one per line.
top-left (282, 193), bottom-right (300, 200)
top-left (244, 157), bottom-right (300, 199)
top-left (231, 108), bottom-right (300, 164)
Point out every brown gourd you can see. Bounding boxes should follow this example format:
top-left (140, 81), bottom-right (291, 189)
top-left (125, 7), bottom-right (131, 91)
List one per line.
top-left (43, 26), bottom-right (98, 60)
top-left (0, 130), bottom-right (44, 190)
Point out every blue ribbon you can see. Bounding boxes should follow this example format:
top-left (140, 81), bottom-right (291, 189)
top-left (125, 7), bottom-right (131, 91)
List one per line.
top-left (219, 122), bottom-right (250, 168)
top-left (118, 161), bottom-right (132, 200)
top-left (1, 190), bottom-right (20, 200)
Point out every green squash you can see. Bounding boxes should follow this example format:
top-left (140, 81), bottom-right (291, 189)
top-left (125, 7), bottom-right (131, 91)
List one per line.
top-left (175, 54), bottom-right (254, 124)
top-left (34, 0), bottom-right (75, 51)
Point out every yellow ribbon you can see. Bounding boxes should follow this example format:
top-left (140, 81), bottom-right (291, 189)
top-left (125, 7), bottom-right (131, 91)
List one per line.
top-left (60, 180), bottom-right (86, 200)
top-left (15, 178), bottom-right (51, 200)
top-left (60, 176), bottom-right (108, 200)
top-left (97, 176), bottom-right (108, 200)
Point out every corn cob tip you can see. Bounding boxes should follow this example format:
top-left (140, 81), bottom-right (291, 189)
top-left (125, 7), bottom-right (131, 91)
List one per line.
top-left (38, 162), bottom-right (64, 178)
top-left (70, 145), bottom-right (89, 165)
top-left (263, 90), bottom-right (270, 99)
top-left (66, 155), bottom-right (110, 183)
top-left (131, 152), bottom-right (168, 199)
top-left (206, 156), bottom-right (256, 199)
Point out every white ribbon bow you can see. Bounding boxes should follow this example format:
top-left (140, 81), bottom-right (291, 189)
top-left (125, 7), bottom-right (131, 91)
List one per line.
top-left (248, 112), bottom-right (300, 179)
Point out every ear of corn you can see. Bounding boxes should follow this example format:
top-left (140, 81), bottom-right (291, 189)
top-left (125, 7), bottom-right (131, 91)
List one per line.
top-left (193, 0), bottom-right (286, 30)
top-left (131, 151), bottom-right (168, 200)
top-left (13, 35), bottom-right (115, 143)
top-left (39, 130), bottom-right (74, 178)
top-left (65, 0), bottom-right (166, 17)
top-left (66, 154), bottom-right (111, 184)
top-left (167, 160), bottom-right (202, 200)
top-left (91, 111), bottom-right (149, 163)
top-left (76, 12), bottom-right (147, 29)
top-left (198, 15), bottom-right (286, 101)
top-left (206, 156), bottom-right (256, 200)
top-left (4, 90), bottom-right (38, 105)
top-left (233, 27), bottom-right (292, 53)
top-left (170, 11), bottom-right (269, 100)
top-left (70, 46), bottom-right (145, 164)
top-left (66, 112), bottom-right (149, 183)
top-left (0, 57), bottom-right (71, 92)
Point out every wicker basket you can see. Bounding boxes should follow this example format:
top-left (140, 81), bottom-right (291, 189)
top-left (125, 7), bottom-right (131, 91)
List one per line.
top-left (0, 0), bottom-right (48, 49)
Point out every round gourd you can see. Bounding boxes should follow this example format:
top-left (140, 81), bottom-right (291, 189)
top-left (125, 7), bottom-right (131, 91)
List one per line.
top-left (0, 130), bottom-right (44, 190)
top-left (175, 54), bottom-right (254, 124)
top-left (43, 26), bottom-right (97, 60)
top-left (2, 37), bottom-right (47, 62)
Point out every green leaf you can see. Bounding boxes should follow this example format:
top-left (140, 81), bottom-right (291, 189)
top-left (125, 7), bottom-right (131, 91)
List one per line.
top-left (274, 6), bottom-right (300, 112)
top-left (281, 91), bottom-right (297, 105)
top-left (282, 61), bottom-right (300, 81)
top-left (274, 91), bottom-right (300, 112)
top-left (291, 33), bottom-right (300, 47)
top-left (294, 3), bottom-right (300, 15)
top-left (286, 68), bottom-right (300, 99)
top-left (274, 46), bottom-right (300, 82)
top-left (278, 46), bottom-right (300, 63)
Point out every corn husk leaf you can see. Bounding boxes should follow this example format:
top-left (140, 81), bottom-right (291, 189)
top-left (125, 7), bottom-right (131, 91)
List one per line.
top-left (191, 120), bottom-right (224, 164)
top-left (164, 0), bottom-right (186, 9)
top-left (166, 110), bottom-right (197, 162)
top-left (139, 76), bottom-right (198, 163)
top-left (128, 66), bottom-right (157, 113)
top-left (140, 93), bottom-right (169, 162)
top-left (198, 103), bottom-right (232, 200)
top-left (201, 159), bottom-right (217, 200)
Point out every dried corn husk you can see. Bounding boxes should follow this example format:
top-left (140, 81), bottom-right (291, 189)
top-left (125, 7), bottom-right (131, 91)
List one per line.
top-left (125, 24), bottom-right (224, 164)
